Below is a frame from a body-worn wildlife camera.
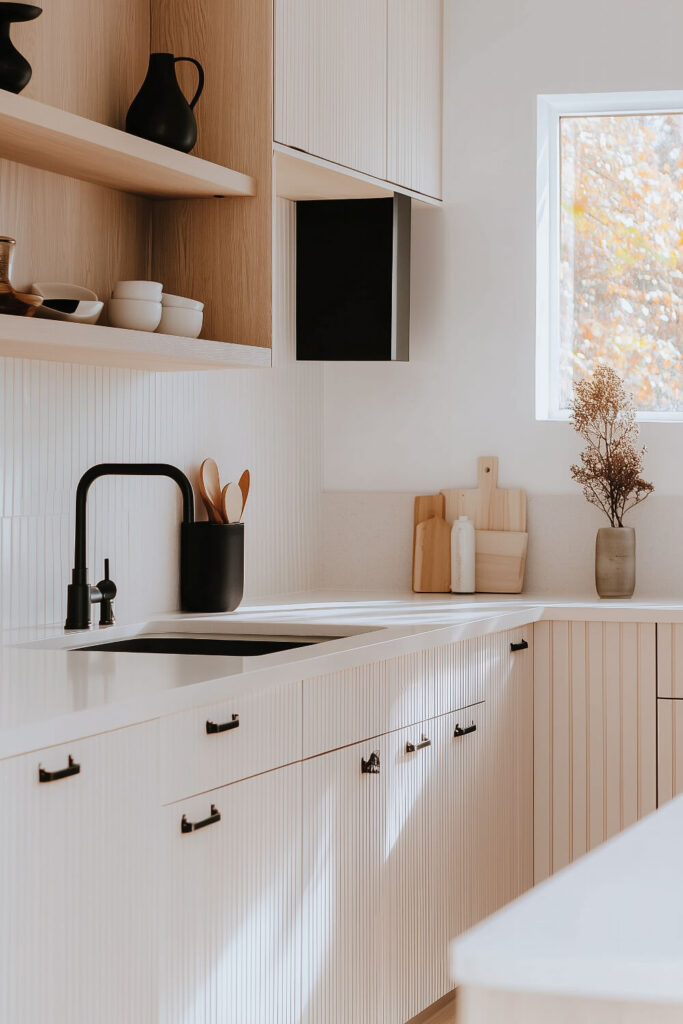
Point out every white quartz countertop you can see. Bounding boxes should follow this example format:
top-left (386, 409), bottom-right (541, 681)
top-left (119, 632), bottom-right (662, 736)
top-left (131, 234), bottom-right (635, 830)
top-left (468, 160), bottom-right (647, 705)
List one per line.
top-left (4, 590), bottom-right (683, 759)
top-left (451, 795), bottom-right (683, 1004)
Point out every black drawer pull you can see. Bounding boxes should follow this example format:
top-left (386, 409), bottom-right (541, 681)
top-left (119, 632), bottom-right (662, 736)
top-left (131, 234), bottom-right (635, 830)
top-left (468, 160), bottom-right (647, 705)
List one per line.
top-left (406, 734), bottom-right (432, 753)
top-left (206, 714), bottom-right (240, 734)
top-left (361, 751), bottom-right (380, 774)
top-left (181, 804), bottom-right (221, 834)
top-left (454, 722), bottom-right (477, 738)
top-left (38, 755), bottom-right (80, 783)
top-left (510, 639), bottom-right (529, 652)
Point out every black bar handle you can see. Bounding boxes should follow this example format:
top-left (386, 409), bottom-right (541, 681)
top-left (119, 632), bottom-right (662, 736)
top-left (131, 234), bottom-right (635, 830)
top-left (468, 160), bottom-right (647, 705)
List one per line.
top-left (406, 734), bottom-right (432, 753)
top-left (38, 755), bottom-right (81, 783)
top-left (510, 639), bottom-right (529, 652)
top-left (361, 751), bottom-right (380, 774)
top-left (206, 714), bottom-right (240, 734)
top-left (181, 803), bottom-right (221, 834)
top-left (454, 722), bottom-right (477, 738)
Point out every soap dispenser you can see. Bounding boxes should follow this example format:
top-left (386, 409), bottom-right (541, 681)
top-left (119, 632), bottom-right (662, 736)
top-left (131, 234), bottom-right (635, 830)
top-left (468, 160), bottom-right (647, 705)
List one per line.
top-left (450, 516), bottom-right (475, 594)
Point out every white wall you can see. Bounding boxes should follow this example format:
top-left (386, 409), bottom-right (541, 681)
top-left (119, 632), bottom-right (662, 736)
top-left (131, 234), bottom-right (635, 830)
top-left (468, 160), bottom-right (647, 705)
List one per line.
top-left (0, 201), bottom-right (324, 631)
top-left (322, 0), bottom-right (683, 597)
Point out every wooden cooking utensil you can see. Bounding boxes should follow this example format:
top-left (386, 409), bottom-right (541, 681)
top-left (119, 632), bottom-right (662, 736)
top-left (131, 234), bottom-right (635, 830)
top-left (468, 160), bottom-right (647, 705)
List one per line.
top-left (198, 458), bottom-right (223, 523)
top-left (441, 456), bottom-right (526, 531)
top-left (413, 512), bottom-right (451, 593)
top-left (221, 481), bottom-right (244, 524)
top-left (474, 529), bottom-right (528, 594)
top-left (238, 469), bottom-right (250, 520)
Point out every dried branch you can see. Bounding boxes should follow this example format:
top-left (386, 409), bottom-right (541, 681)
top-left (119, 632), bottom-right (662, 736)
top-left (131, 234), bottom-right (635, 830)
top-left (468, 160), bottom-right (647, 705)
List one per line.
top-left (569, 365), bottom-right (654, 527)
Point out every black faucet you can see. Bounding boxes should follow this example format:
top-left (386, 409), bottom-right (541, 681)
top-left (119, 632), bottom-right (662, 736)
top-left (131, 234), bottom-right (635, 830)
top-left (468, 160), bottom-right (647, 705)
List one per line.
top-left (65, 463), bottom-right (195, 631)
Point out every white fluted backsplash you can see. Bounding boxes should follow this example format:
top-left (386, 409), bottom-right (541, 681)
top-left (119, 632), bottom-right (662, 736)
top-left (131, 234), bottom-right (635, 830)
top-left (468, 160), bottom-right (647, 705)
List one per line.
top-left (0, 200), bottom-right (324, 631)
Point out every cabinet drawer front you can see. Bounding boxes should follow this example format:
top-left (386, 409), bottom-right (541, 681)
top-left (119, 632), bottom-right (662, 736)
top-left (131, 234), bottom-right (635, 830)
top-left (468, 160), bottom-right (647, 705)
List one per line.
top-left (160, 679), bottom-right (301, 803)
top-left (303, 629), bottom-right (529, 758)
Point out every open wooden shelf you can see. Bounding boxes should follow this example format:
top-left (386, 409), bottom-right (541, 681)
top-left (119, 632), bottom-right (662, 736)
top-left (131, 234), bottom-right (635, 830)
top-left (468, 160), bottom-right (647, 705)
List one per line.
top-left (0, 316), bottom-right (271, 371)
top-left (0, 91), bottom-right (256, 199)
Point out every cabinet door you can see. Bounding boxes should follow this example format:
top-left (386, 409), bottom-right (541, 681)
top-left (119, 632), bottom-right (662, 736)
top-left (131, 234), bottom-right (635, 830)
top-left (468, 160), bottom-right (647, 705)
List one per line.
top-left (301, 736), bottom-right (395, 1024)
top-left (274, 0), bottom-right (387, 179)
top-left (387, 0), bottom-right (443, 197)
top-left (534, 621), bottom-right (656, 882)
top-left (658, 699), bottom-right (683, 805)
top-left (0, 724), bottom-right (159, 1024)
top-left (160, 764), bottom-right (301, 1024)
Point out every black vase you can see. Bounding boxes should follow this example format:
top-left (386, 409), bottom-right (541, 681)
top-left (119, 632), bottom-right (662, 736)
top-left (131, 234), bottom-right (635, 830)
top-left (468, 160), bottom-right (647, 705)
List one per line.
top-left (125, 52), bottom-right (204, 153)
top-left (0, 3), bottom-right (41, 94)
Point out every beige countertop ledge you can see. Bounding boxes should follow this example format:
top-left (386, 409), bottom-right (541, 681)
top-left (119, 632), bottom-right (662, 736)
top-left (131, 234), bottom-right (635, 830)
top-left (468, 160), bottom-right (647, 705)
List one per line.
top-left (2, 590), bottom-right (683, 760)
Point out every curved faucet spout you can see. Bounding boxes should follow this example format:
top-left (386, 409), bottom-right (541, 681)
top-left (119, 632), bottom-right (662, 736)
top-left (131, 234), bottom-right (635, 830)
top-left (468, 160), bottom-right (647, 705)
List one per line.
top-left (66, 462), bottom-right (195, 629)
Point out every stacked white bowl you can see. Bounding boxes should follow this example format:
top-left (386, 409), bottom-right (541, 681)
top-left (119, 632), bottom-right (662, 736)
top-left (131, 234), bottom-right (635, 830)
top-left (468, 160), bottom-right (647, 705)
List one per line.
top-left (158, 293), bottom-right (204, 338)
top-left (108, 281), bottom-right (163, 331)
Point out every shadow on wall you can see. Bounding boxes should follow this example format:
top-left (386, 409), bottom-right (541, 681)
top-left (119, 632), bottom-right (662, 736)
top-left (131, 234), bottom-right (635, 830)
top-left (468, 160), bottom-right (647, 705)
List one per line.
top-left (320, 491), bottom-right (682, 599)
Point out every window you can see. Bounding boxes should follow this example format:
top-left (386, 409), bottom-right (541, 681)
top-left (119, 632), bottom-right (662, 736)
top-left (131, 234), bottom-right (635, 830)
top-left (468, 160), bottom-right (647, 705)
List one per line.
top-left (537, 92), bottom-right (683, 420)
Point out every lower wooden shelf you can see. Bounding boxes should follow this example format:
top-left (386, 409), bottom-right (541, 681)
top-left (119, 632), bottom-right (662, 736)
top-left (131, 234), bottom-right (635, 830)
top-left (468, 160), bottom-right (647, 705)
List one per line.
top-left (0, 315), bottom-right (272, 371)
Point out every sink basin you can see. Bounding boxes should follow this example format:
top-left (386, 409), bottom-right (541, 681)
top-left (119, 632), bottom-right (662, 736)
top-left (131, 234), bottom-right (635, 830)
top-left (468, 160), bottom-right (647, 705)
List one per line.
top-left (74, 633), bottom-right (336, 657)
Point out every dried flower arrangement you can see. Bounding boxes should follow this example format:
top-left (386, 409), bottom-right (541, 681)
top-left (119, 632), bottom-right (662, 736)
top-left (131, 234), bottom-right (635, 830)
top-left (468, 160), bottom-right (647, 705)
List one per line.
top-left (569, 365), bottom-right (654, 528)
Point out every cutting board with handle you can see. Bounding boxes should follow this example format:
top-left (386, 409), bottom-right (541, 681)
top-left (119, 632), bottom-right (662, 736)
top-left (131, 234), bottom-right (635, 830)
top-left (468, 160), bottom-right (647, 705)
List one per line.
top-left (475, 530), bottom-right (528, 594)
top-left (441, 456), bottom-right (526, 532)
top-left (412, 493), bottom-right (450, 593)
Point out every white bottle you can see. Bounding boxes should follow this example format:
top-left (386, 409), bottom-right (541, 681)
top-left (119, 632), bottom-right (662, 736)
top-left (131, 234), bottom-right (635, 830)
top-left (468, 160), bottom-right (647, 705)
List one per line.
top-left (450, 516), bottom-right (475, 594)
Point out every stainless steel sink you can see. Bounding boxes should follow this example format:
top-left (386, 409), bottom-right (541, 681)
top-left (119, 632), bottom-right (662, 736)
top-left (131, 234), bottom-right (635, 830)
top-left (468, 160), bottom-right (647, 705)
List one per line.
top-left (74, 633), bottom-right (338, 657)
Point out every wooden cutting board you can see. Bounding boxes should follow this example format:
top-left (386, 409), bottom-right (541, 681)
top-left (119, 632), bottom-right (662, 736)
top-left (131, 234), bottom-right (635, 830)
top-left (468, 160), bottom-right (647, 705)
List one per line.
top-left (475, 530), bottom-right (528, 594)
top-left (413, 511), bottom-right (451, 593)
top-left (441, 456), bottom-right (526, 531)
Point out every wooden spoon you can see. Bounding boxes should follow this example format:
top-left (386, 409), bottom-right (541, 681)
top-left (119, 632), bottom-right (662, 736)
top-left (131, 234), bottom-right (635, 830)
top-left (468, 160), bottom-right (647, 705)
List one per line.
top-left (221, 481), bottom-right (244, 524)
top-left (238, 469), bottom-right (250, 520)
top-left (198, 458), bottom-right (223, 523)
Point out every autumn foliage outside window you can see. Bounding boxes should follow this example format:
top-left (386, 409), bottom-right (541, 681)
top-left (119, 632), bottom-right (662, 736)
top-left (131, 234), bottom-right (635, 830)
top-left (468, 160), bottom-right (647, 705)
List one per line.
top-left (559, 113), bottom-right (683, 412)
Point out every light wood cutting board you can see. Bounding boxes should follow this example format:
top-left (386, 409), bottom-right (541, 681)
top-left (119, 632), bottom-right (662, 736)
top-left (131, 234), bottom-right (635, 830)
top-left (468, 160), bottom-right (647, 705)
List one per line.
top-left (413, 512), bottom-right (451, 593)
top-left (441, 456), bottom-right (526, 531)
top-left (475, 530), bottom-right (528, 593)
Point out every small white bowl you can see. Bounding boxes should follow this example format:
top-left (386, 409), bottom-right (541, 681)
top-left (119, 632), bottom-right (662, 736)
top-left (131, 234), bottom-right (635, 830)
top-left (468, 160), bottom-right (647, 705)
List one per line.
top-left (161, 292), bottom-right (204, 312)
top-left (108, 297), bottom-right (162, 332)
top-left (32, 282), bottom-right (103, 324)
top-left (112, 280), bottom-right (163, 302)
top-left (157, 305), bottom-right (203, 338)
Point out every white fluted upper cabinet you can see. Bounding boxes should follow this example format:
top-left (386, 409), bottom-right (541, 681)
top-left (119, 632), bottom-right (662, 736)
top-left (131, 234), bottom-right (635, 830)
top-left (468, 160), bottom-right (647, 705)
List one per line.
top-left (387, 0), bottom-right (443, 198)
top-left (274, 0), bottom-right (443, 197)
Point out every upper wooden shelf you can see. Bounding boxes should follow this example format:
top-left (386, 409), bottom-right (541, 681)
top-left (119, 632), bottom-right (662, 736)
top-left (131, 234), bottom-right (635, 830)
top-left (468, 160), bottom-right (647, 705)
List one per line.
top-left (0, 92), bottom-right (256, 199)
top-left (0, 316), bottom-right (271, 371)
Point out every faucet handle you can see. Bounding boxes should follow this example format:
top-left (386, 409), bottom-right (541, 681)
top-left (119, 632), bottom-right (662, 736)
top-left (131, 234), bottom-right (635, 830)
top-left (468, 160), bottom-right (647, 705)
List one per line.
top-left (96, 557), bottom-right (117, 627)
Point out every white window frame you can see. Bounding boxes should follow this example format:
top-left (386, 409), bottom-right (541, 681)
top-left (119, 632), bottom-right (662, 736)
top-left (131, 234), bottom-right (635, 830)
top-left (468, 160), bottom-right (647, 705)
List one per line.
top-left (536, 90), bottom-right (683, 422)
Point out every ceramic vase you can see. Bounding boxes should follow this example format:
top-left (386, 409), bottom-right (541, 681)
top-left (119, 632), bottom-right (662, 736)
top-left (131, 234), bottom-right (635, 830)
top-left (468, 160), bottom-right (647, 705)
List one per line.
top-left (125, 52), bottom-right (205, 153)
top-left (0, 3), bottom-right (41, 94)
top-left (595, 526), bottom-right (635, 599)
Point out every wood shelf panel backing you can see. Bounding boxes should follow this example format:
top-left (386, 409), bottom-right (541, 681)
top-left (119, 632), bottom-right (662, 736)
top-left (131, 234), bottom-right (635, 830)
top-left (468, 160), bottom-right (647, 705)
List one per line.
top-left (0, 91), bottom-right (254, 199)
top-left (151, 0), bottom-right (274, 349)
top-left (0, 316), bottom-right (271, 371)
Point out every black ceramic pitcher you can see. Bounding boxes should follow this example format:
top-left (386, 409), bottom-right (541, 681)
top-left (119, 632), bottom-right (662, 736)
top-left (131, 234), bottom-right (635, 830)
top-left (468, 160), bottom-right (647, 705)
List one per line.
top-left (125, 52), bottom-right (204, 153)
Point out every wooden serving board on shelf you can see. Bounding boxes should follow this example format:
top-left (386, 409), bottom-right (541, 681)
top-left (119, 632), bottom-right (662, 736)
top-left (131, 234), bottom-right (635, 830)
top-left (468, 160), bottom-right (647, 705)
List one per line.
top-left (441, 456), bottom-right (526, 532)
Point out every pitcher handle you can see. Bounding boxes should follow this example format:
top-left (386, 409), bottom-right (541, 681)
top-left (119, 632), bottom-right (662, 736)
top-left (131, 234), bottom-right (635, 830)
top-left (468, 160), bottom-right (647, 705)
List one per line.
top-left (174, 56), bottom-right (205, 109)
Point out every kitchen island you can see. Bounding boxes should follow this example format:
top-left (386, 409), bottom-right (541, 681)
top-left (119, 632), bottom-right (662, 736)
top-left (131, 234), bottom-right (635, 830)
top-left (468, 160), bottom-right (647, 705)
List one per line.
top-left (452, 794), bottom-right (683, 1023)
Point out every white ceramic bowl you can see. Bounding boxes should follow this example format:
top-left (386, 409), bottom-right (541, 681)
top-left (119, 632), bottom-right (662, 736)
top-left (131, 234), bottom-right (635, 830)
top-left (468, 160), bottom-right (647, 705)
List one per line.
top-left (108, 297), bottom-right (162, 332)
top-left (161, 292), bottom-right (204, 312)
top-left (112, 280), bottom-right (163, 302)
top-left (32, 282), bottom-right (103, 324)
top-left (157, 305), bottom-right (203, 338)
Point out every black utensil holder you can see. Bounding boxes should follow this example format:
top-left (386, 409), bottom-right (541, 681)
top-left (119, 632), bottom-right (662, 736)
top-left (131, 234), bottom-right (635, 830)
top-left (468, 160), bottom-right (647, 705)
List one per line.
top-left (180, 522), bottom-right (244, 613)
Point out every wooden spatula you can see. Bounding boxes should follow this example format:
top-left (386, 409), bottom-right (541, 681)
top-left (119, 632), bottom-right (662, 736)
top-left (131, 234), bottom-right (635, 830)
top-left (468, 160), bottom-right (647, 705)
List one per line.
top-left (221, 482), bottom-right (244, 524)
top-left (198, 458), bottom-right (223, 523)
